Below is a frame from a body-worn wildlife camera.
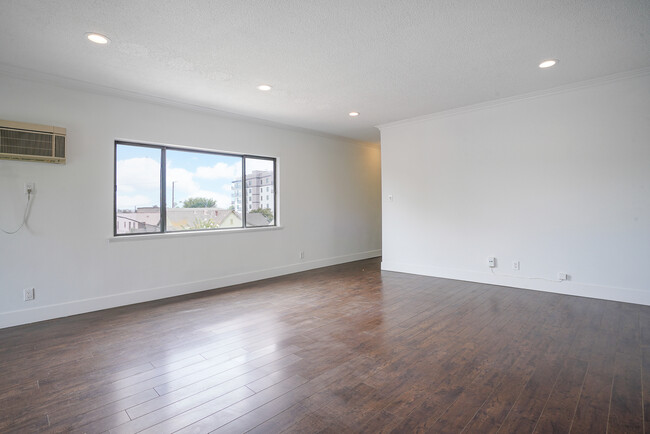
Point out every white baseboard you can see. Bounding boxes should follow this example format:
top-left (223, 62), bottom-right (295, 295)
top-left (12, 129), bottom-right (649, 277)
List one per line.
top-left (381, 261), bottom-right (650, 306)
top-left (0, 250), bottom-right (381, 329)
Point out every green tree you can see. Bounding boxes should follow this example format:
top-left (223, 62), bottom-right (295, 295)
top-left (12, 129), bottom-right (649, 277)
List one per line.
top-left (250, 207), bottom-right (274, 221)
top-left (183, 197), bottom-right (216, 208)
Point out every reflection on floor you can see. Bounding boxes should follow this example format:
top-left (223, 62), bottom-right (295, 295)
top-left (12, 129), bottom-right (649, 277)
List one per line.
top-left (0, 258), bottom-right (647, 432)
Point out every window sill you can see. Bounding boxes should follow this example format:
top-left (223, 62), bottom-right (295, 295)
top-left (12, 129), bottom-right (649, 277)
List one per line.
top-left (108, 225), bottom-right (283, 243)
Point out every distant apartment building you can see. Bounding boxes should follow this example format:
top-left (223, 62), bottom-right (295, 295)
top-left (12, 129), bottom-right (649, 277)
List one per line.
top-left (231, 170), bottom-right (274, 213)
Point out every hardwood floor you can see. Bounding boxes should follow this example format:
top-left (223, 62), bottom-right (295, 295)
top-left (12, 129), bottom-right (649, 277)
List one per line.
top-left (0, 258), bottom-right (648, 433)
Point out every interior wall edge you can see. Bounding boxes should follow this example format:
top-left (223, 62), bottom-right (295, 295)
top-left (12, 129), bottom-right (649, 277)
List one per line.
top-left (0, 249), bottom-right (382, 330)
top-left (381, 261), bottom-right (650, 306)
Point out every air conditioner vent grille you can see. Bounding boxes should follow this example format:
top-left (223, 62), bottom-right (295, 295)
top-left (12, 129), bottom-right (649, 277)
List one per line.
top-left (0, 119), bottom-right (66, 164)
top-left (55, 135), bottom-right (65, 158)
top-left (0, 130), bottom-right (53, 156)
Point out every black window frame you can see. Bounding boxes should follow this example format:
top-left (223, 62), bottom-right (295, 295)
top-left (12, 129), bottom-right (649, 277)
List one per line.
top-left (114, 141), bottom-right (277, 236)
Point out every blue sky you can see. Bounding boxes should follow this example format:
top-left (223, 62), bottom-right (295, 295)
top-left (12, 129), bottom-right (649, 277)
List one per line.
top-left (116, 144), bottom-right (272, 210)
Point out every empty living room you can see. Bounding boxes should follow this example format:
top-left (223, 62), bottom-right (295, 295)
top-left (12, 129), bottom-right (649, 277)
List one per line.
top-left (1, 1), bottom-right (649, 432)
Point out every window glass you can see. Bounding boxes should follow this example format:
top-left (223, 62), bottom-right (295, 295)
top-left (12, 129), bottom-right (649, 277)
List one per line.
top-left (115, 144), bottom-right (162, 234)
top-left (166, 150), bottom-right (242, 231)
top-left (245, 157), bottom-right (275, 227)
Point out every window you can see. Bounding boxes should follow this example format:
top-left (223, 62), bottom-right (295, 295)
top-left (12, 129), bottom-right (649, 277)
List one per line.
top-left (245, 157), bottom-right (275, 227)
top-left (114, 141), bottom-right (276, 235)
top-left (115, 144), bottom-right (161, 234)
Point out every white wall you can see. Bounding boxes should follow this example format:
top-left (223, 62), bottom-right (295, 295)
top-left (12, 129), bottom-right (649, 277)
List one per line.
top-left (0, 74), bottom-right (381, 328)
top-left (380, 71), bottom-right (650, 305)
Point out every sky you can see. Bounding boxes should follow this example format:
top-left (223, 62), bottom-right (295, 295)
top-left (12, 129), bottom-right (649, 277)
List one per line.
top-left (116, 144), bottom-right (273, 210)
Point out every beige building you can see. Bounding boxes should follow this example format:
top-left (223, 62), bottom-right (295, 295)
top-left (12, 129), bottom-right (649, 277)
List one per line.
top-left (116, 208), bottom-right (243, 234)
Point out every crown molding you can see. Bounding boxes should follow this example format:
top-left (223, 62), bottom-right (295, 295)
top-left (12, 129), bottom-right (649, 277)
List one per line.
top-left (377, 67), bottom-right (650, 131)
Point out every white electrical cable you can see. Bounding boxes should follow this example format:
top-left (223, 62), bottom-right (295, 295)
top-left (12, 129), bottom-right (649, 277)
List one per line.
top-left (0, 191), bottom-right (32, 234)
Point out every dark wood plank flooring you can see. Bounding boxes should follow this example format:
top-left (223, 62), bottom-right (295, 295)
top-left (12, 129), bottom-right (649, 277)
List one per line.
top-left (0, 258), bottom-right (648, 433)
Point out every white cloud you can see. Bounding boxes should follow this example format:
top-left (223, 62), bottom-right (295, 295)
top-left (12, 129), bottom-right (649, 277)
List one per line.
top-left (168, 165), bottom-right (234, 208)
top-left (117, 157), bottom-right (160, 208)
top-left (117, 156), bottom-right (252, 211)
top-left (119, 184), bottom-right (136, 194)
top-left (167, 167), bottom-right (200, 195)
top-left (117, 194), bottom-right (157, 210)
top-left (117, 157), bottom-right (160, 189)
top-left (195, 162), bottom-right (240, 180)
top-left (171, 161), bottom-right (238, 208)
top-left (245, 158), bottom-right (273, 173)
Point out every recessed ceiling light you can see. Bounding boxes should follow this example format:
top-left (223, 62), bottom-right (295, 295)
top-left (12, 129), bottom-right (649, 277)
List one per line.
top-left (539, 59), bottom-right (558, 69)
top-left (86, 33), bottom-right (110, 45)
top-left (257, 84), bottom-right (272, 91)
top-left (349, 112), bottom-right (360, 117)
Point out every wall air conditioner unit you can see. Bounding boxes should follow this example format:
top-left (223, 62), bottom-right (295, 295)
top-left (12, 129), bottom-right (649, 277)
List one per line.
top-left (0, 119), bottom-right (66, 164)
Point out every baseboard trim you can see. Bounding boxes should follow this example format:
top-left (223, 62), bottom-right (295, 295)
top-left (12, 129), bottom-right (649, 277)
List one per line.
top-left (0, 250), bottom-right (382, 329)
top-left (381, 261), bottom-right (650, 306)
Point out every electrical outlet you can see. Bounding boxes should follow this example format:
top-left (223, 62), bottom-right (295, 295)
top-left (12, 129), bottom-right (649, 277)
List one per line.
top-left (512, 261), bottom-right (520, 271)
top-left (24, 288), bottom-right (35, 301)
top-left (558, 272), bottom-right (568, 281)
top-left (487, 257), bottom-right (496, 268)
top-left (25, 182), bottom-right (35, 195)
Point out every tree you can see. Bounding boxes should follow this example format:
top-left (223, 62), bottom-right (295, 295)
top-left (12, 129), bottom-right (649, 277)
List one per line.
top-left (183, 197), bottom-right (216, 208)
top-left (250, 207), bottom-right (274, 221)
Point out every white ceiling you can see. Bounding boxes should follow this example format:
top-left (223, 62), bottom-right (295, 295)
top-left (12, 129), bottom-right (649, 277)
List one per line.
top-left (0, 0), bottom-right (649, 143)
